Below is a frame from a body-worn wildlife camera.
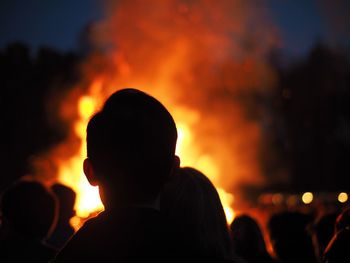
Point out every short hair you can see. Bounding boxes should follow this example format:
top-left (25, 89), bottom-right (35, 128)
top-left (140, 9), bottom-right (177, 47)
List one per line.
top-left (268, 211), bottom-right (316, 262)
top-left (230, 215), bottom-right (267, 257)
top-left (161, 167), bottom-right (233, 260)
top-left (1, 180), bottom-right (57, 239)
top-left (86, 89), bottom-right (177, 202)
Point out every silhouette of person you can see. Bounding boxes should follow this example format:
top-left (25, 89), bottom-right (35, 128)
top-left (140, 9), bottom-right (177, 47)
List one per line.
top-left (0, 180), bottom-right (58, 262)
top-left (267, 211), bottom-right (318, 263)
top-left (47, 183), bottom-right (76, 250)
top-left (230, 215), bottom-right (276, 263)
top-left (54, 89), bottom-right (181, 262)
top-left (161, 166), bottom-right (238, 262)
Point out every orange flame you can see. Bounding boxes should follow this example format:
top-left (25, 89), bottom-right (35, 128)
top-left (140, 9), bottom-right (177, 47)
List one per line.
top-left (58, 95), bottom-right (104, 221)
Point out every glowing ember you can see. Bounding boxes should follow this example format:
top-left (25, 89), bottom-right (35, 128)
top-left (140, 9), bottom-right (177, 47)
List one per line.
top-left (217, 188), bottom-right (235, 224)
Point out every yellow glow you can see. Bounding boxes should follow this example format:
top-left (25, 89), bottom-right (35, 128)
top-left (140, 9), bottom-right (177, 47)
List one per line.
top-left (302, 192), bottom-right (313, 204)
top-left (175, 122), bottom-right (192, 157)
top-left (78, 96), bottom-right (96, 118)
top-left (74, 120), bottom-right (86, 138)
top-left (217, 188), bottom-right (235, 224)
top-left (196, 155), bottom-right (219, 182)
top-left (70, 215), bottom-right (84, 232)
top-left (59, 95), bottom-right (104, 222)
top-left (58, 155), bottom-right (104, 218)
top-left (338, 192), bottom-right (348, 203)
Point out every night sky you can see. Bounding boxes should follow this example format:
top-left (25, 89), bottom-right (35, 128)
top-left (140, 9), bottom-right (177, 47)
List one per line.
top-left (0, 0), bottom-right (103, 52)
top-left (0, 0), bottom-right (346, 56)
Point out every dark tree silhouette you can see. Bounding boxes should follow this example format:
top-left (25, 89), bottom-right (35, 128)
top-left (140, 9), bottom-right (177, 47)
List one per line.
top-left (0, 42), bottom-right (82, 191)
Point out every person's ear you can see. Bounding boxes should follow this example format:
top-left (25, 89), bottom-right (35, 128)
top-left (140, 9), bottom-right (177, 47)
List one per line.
top-left (167, 155), bottom-right (180, 182)
top-left (83, 158), bottom-right (99, 186)
top-left (174, 155), bottom-right (180, 170)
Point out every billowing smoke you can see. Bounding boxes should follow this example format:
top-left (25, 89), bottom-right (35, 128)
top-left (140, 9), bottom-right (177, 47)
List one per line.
top-left (90, 0), bottom-right (279, 188)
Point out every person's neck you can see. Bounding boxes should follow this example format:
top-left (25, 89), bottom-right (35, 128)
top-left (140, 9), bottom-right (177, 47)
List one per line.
top-left (105, 195), bottom-right (160, 212)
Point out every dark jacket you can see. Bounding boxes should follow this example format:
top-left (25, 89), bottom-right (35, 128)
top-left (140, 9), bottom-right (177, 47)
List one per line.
top-left (54, 207), bottom-right (179, 262)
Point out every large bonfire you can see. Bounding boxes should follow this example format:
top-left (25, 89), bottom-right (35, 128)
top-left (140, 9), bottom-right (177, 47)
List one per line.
top-left (35, 0), bottom-right (278, 228)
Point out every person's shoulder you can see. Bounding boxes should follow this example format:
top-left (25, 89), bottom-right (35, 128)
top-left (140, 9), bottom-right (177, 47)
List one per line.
top-left (53, 216), bottom-right (104, 262)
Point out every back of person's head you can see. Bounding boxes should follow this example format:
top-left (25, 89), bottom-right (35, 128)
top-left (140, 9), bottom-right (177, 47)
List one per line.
top-left (268, 211), bottom-right (317, 263)
top-left (230, 214), bottom-right (268, 261)
top-left (0, 180), bottom-right (57, 240)
top-left (85, 88), bottom-right (178, 206)
top-left (324, 227), bottom-right (350, 263)
top-left (161, 167), bottom-right (233, 261)
top-left (335, 206), bottom-right (350, 233)
top-left (51, 183), bottom-right (76, 223)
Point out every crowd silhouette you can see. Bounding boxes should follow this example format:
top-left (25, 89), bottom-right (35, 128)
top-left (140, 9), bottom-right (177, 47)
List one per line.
top-left (0, 181), bottom-right (57, 262)
top-left (1, 32), bottom-right (350, 263)
top-left (47, 184), bottom-right (76, 250)
top-left (230, 215), bottom-right (275, 263)
top-left (1, 88), bottom-right (349, 262)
